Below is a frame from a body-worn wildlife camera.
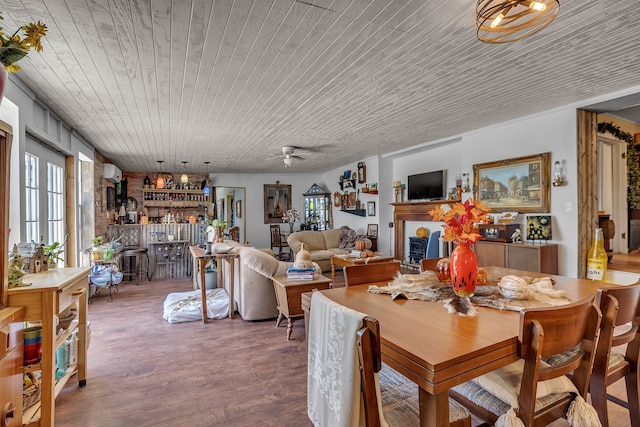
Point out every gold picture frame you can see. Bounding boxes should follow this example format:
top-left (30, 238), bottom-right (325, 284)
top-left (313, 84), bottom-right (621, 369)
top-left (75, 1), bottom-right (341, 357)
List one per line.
top-left (264, 183), bottom-right (292, 224)
top-left (473, 152), bottom-right (550, 213)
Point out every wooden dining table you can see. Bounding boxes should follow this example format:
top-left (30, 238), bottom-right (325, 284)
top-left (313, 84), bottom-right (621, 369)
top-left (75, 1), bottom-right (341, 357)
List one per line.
top-left (305, 266), bottom-right (618, 427)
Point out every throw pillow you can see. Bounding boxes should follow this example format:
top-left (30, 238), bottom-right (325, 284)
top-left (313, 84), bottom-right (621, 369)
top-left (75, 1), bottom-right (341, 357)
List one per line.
top-left (339, 226), bottom-right (357, 249)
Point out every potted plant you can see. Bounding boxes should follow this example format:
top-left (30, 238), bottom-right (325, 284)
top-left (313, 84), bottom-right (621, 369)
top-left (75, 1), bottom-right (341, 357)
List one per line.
top-left (205, 219), bottom-right (227, 243)
top-left (196, 259), bottom-right (218, 290)
top-left (43, 234), bottom-right (69, 268)
top-left (91, 236), bottom-right (104, 261)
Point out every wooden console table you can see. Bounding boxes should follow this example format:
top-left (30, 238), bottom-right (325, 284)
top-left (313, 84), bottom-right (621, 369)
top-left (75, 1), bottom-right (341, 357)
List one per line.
top-left (189, 246), bottom-right (238, 322)
top-left (8, 267), bottom-right (90, 427)
top-left (475, 241), bottom-right (558, 274)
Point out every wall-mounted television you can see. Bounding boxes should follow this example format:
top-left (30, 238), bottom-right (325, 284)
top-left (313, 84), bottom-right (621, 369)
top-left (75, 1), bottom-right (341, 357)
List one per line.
top-left (407, 170), bottom-right (446, 201)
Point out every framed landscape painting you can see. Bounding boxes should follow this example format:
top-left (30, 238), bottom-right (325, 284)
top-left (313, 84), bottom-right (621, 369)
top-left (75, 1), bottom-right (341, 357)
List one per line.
top-left (473, 152), bottom-right (550, 213)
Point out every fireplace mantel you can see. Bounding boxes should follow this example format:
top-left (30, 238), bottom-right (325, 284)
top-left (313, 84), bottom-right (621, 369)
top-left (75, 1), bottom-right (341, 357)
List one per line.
top-left (391, 201), bottom-right (456, 261)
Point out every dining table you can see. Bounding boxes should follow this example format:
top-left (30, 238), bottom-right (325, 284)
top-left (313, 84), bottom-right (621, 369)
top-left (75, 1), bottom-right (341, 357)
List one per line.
top-left (304, 266), bottom-right (618, 427)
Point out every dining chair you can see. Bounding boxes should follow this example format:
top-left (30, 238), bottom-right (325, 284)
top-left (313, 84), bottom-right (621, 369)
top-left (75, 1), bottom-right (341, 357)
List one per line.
top-left (228, 225), bottom-right (240, 242)
top-left (270, 224), bottom-right (290, 260)
top-left (426, 230), bottom-right (441, 259)
top-left (591, 283), bottom-right (640, 427)
top-left (343, 261), bottom-right (401, 286)
top-left (419, 257), bottom-right (443, 273)
top-left (449, 296), bottom-right (602, 427)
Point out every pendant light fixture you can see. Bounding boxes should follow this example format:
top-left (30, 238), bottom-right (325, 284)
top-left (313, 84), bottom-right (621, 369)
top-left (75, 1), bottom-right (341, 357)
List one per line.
top-left (202, 161), bottom-right (211, 196)
top-left (476, 0), bottom-right (560, 44)
top-left (181, 161), bottom-right (189, 183)
top-left (156, 160), bottom-right (165, 189)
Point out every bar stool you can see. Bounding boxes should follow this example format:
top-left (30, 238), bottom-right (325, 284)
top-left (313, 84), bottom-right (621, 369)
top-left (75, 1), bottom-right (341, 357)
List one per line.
top-left (119, 247), bottom-right (150, 285)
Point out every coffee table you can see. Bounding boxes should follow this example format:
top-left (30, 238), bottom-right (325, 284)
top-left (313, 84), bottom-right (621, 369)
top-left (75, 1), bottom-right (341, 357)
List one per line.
top-left (330, 254), bottom-right (396, 277)
top-left (271, 274), bottom-right (332, 340)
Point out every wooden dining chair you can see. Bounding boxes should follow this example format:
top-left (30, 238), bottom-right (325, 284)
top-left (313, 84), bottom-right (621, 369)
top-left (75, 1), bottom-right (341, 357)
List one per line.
top-left (419, 257), bottom-right (443, 273)
top-left (270, 224), bottom-right (290, 260)
top-left (449, 296), bottom-right (602, 427)
top-left (591, 284), bottom-right (640, 427)
top-left (343, 261), bottom-right (401, 286)
top-left (228, 225), bottom-right (240, 242)
top-left (357, 316), bottom-right (471, 426)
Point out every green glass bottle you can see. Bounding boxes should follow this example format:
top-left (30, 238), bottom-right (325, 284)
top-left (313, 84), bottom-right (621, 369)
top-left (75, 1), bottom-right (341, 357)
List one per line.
top-left (586, 228), bottom-right (607, 281)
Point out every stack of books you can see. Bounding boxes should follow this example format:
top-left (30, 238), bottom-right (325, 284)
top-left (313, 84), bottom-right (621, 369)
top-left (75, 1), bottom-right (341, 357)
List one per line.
top-left (287, 266), bottom-right (315, 281)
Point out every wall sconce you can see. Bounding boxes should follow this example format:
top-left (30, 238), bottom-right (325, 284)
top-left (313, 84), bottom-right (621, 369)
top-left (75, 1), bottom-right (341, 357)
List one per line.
top-left (462, 173), bottom-right (470, 192)
top-left (552, 160), bottom-right (565, 186)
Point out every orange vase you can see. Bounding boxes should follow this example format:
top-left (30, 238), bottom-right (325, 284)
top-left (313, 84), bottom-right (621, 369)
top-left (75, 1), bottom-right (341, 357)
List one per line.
top-left (450, 241), bottom-right (477, 297)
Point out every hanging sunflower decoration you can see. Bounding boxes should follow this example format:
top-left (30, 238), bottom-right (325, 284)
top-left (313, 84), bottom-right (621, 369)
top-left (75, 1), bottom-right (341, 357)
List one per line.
top-left (0, 14), bottom-right (47, 72)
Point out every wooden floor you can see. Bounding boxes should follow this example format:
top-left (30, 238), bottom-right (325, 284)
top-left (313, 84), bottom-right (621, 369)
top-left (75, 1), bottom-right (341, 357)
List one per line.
top-left (610, 252), bottom-right (640, 274)
top-left (55, 273), bottom-right (633, 426)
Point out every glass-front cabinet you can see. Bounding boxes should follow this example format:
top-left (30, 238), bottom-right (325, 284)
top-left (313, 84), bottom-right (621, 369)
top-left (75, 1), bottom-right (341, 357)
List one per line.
top-left (303, 183), bottom-right (331, 231)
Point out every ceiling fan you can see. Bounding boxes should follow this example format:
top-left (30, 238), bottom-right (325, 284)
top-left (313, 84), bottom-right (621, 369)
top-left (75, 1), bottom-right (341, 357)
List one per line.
top-left (269, 146), bottom-right (306, 168)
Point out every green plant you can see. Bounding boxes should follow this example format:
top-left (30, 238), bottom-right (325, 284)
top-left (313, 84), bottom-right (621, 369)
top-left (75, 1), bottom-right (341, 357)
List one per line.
top-left (598, 122), bottom-right (640, 209)
top-left (206, 219), bottom-right (227, 230)
top-left (43, 234), bottom-right (68, 265)
top-left (0, 14), bottom-right (47, 72)
top-left (92, 236), bottom-right (103, 246)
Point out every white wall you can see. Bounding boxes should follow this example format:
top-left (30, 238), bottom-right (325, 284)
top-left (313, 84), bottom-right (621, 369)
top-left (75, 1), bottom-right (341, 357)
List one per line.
top-left (211, 173), bottom-right (324, 249)
top-left (374, 108), bottom-right (579, 276)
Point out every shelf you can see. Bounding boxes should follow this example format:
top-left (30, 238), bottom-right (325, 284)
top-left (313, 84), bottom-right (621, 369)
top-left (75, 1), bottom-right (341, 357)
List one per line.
top-left (340, 209), bottom-right (366, 217)
top-left (361, 189), bottom-right (378, 194)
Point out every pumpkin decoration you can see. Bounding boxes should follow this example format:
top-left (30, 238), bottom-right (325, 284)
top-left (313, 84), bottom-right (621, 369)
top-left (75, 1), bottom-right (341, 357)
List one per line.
top-left (355, 240), bottom-right (366, 251)
top-left (416, 227), bottom-right (429, 239)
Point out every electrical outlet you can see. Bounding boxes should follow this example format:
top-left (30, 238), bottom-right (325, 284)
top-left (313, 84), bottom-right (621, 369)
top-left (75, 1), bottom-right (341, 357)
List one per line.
top-left (564, 202), bottom-right (573, 212)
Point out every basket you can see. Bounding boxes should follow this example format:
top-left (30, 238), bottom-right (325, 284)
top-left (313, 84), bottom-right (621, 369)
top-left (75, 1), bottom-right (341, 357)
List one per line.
top-left (23, 371), bottom-right (41, 409)
top-left (57, 308), bottom-right (76, 334)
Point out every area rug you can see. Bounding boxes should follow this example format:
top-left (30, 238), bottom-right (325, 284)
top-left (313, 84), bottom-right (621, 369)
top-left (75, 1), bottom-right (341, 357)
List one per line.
top-left (379, 364), bottom-right (469, 424)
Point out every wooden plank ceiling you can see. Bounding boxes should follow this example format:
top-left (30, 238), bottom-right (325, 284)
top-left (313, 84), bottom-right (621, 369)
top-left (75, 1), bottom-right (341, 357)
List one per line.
top-left (2, 0), bottom-right (640, 173)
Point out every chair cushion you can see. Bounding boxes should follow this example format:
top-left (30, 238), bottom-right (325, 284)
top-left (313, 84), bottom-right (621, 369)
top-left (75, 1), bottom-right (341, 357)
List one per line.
top-left (470, 359), bottom-right (578, 408)
top-left (543, 346), bottom-right (626, 371)
top-left (452, 380), bottom-right (571, 416)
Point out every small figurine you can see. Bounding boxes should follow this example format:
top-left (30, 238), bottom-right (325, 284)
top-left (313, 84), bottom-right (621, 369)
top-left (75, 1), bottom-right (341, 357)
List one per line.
top-left (511, 228), bottom-right (523, 243)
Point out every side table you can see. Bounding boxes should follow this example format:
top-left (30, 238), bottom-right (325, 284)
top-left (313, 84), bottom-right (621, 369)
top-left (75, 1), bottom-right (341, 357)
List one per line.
top-left (271, 275), bottom-right (332, 340)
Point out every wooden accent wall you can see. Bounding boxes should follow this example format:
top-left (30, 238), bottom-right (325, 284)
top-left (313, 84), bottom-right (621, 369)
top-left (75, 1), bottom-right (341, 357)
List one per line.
top-left (577, 109), bottom-right (599, 279)
top-left (65, 156), bottom-right (76, 267)
top-left (0, 121), bottom-right (12, 309)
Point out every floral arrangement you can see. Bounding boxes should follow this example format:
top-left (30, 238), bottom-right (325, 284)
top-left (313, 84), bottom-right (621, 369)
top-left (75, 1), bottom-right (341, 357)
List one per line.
top-left (282, 208), bottom-right (300, 224)
top-left (0, 14), bottom-right (47, 72)
top-left (429, 198), bottom-right (490, 245)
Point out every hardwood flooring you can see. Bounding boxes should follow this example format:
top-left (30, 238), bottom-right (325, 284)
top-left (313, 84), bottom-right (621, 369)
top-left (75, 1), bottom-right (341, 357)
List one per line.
top-left (55, 273), bottom-right (633, 426)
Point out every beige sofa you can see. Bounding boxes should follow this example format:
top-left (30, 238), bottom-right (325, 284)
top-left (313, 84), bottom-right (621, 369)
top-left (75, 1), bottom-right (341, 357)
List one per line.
top-left (287, 228), bottom-right (371, 273)
top-left (217, 241), bottom-right (291, 321)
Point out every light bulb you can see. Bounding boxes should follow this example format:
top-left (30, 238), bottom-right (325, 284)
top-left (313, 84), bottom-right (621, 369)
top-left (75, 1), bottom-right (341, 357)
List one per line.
top-left (490, 13), bottom-right (504, 28)
top-left (181, 173), bottom-right (188, 183)
top-left (284, 157), bottom-right (293, 167)
top-left (527, 1), bottom-right (547, 12)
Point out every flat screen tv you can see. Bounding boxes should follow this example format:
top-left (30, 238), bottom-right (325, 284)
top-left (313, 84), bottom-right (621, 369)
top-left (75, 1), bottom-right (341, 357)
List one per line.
top-left (407, 170), bottom-right (446, 201)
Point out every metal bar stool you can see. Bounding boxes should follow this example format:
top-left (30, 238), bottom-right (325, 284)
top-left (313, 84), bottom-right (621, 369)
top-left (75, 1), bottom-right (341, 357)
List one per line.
top-left (119, 247), bottom-right (150, 285)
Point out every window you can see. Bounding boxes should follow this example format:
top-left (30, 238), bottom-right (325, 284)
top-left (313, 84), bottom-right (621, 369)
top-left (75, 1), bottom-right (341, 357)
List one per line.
top-left (25, 153), bottom-right (39, 243)
top-left (47, 163), bottom-right (64, 246)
